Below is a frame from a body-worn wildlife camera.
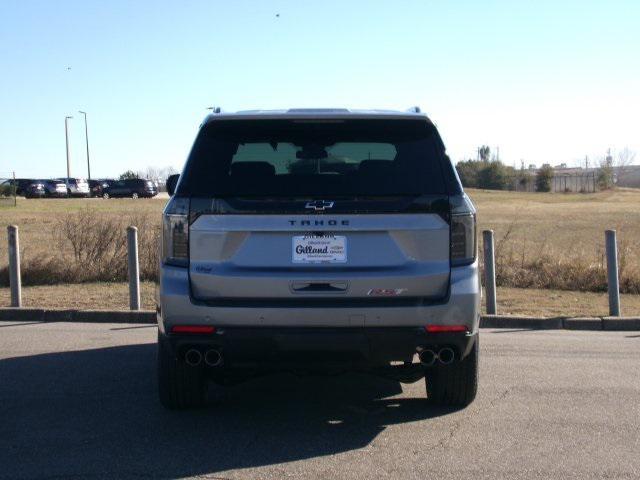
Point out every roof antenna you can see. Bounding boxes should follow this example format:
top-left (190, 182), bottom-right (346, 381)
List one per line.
top-left (407, 106), bottom-right (421, 113)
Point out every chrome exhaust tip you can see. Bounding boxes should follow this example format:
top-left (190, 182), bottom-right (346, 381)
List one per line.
top-left (184, 348), bottom-right (202, 367)
top-left (418, 349), bottom-right (437, 367)
top-left (438, 347), bottom-right (455, 365)
top-left (204, 349), bottom-right (222, 367)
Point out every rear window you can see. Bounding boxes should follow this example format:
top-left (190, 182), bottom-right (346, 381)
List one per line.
top-left (178, 119), bottom-right (448, 197)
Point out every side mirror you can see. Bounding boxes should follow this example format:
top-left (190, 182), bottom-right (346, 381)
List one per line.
top-left (166, 174), bottom-right (180, 196)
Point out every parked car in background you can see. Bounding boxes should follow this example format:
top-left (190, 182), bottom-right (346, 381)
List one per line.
top-left (40, 180), bottom-right (68, 197)
top-left (1, 179), bottom-right (46, 198)
top-left (102, 178), bottom-right (158, 198)
top-left (57, 177), bottom-right (90, 197)
top-left (89, 179), bottom-right (112, 197)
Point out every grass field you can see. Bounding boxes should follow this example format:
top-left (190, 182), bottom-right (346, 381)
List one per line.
top-left (471, 188), bottom-right (640, 293)
top-left (0, 189), bottom-right (639, 313)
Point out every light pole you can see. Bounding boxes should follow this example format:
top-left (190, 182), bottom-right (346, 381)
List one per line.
top-left (78, 111), bottom-right (91, 180)
top-left (64, 115), bottom-right (73, 178)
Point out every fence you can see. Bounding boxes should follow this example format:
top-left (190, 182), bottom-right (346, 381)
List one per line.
top-left (3, 225), bottom-right (628, 316)
top-left (552, 172), bottom-right (597, 193)
top-left (511, 172), bottom-right (598, 193)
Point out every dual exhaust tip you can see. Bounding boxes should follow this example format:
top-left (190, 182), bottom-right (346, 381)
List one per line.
top-left (184, 348), bottom-right (222, 367)
top-left (418, 347), bottom-right (455, 366)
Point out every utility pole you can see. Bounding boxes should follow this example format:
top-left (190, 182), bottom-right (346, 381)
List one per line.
top-left (78, 111), bottom-right (91, 180)
top-left (65, 115), bottom-right (73, 178)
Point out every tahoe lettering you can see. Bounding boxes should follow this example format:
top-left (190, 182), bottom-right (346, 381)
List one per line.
top-left (288, 219), bottom-right (350, 226)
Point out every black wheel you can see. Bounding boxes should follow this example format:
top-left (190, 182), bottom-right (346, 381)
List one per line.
top-left (132, 192), bottom-right (139, 199)
top-left (425, 336), bottom-right (478, 407)
top-left (158, 334), bottom-right (207, 410)
top-left (102, 192), bottom-right (110, 199)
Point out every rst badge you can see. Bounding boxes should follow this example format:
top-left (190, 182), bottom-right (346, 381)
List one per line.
top-left (367, 288), bottom-right (408, 296)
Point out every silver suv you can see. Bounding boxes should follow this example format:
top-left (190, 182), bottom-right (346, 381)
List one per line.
top-left (157, 108), bottom-right (480, 409)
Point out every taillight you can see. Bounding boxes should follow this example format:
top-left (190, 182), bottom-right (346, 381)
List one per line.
top-left (450, 195), bottom-right (477, 266)
top-left (162, 196), bottom-right (189, 267)
top-left (425, 325), bottom-right (469, 333)
top-left (171, 325), bottom-right (216, 334)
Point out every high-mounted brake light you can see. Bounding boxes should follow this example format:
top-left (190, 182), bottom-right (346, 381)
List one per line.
top-left (171, 325), bottom-right (216, 334)
top-left (425, 325), bottom-right (469, 333)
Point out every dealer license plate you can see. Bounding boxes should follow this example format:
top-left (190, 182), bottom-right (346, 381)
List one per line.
top-left (292, 235), bottom-right (347, 264)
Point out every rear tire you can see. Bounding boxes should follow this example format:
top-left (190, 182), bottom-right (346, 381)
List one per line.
top-left (425, 336), bottom-right (478, 407)
top-left (158, 334), bottom-right (207, 410)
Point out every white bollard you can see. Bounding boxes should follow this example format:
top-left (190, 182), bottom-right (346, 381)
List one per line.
top-left (605, 230), bottom-right (621, 317)
top-left (127, 226), bottom-right (140, 311)
top-left (8, 225), bottom-right (22, 307)
top-left (483, 230), bottom-right (497, 315)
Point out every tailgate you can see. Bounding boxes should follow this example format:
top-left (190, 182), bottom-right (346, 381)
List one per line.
top-left (189, 214), bottom-right (449, 301)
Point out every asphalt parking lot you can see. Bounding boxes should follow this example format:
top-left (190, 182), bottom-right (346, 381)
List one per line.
top-left (1, 321), bottom-right (639, 480)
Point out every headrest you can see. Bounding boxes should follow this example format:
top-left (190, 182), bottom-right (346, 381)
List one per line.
top-left (358, 160), bottom-right (395, 175)
top-left (230, 162), bottom-right (276, 177)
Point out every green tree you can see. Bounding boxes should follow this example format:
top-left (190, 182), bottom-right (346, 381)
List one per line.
top-left (477, 161), bottom-right (510, 190)
top-left (456, 159), bottom-right (515, 190)
top-left (119, 170), bottom-right (140, 180)
top-left (536, 164), bottom-right (554, 192)
top-left (478, 145), bottom-right (491, 162)
top-left (455, 159), bottom-right (481, 188)
top-left (597, 163), bottom-right (614, 190)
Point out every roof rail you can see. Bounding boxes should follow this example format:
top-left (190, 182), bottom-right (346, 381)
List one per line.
top-left (406, 106), bottom-right (421, 113)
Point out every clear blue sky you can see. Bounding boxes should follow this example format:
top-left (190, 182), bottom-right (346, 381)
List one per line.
top-left (1, 0), bottom-right (639, 179)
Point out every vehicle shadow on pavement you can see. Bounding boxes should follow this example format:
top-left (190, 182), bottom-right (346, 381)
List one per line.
top-left (0, 343), bottom-right (456, 479)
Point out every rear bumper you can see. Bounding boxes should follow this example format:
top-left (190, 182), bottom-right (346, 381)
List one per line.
top-left (160, 327), bottom-right (477, 368)
top-left (157, 260), bottom-right (481, 332)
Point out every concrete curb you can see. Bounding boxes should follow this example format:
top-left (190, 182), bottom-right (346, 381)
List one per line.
top-left (0, 308), bottom-right (155, 324)
top-left (602, 316), bottom-right (640, 331)
top-left (481, 315), bottom-right (564, 330)
top-left (0, 308), bottom-right (638, 330)
top-left (563, 317), bottom-right (604, 331)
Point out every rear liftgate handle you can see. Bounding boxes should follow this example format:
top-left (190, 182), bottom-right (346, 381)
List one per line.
top-left (290, 282), bottom-right (348, 293)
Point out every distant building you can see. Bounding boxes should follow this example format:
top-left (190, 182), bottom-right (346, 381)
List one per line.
top-left (514, 164), bottom-right (640, 192)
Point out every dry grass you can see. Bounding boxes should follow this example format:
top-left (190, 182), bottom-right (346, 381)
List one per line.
top-left (483, 287), bottom-right (640, 317)
top-left (0, 282), bottom-right (156, 310)
top-left (0, 189), bottom-right (639, 295)
top-left (0, 198), bottom-right (161, 285)
top-left (1, 282), bottom-right (638, 317)
top-left (470, 188), bottom-right (640, 293)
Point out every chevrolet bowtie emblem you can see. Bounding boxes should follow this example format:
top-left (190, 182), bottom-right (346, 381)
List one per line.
top-left (305, 200), bottom-right (335, 211)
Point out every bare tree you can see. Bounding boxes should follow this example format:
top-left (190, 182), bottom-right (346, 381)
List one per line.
top-left (137, 166), bottom-right (179, 190)
top-left (615, 147), bottom-right (637, 183)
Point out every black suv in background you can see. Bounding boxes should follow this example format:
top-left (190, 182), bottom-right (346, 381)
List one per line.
top-left (0, 179), bottom-right (45, 198)
top-left (89, 179), bottom-right (112, 197)
top-left (102, 178), bottom-right (158, 198)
